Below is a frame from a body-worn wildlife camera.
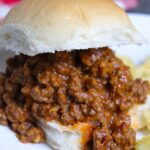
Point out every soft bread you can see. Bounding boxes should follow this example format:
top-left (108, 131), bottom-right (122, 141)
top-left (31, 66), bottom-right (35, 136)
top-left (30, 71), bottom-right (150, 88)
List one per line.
top-left (39, 121), bottom-right (93, 150)
top-left (0, 0), bottom-right (145, 56)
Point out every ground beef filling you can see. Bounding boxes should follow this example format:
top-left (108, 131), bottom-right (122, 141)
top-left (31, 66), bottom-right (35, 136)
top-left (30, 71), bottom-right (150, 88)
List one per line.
top-left (0, 48), bottom-right (149, 149)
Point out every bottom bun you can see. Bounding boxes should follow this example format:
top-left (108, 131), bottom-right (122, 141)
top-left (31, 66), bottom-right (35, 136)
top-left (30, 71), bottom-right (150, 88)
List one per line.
top-left (39, 121), bottom-right (93, 150)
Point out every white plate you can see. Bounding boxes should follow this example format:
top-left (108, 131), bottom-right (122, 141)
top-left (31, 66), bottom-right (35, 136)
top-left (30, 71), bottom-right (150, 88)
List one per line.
top-left (0, 13), bottom-right (150, 150)
top-left (113, 14), bottom-right (150, 64)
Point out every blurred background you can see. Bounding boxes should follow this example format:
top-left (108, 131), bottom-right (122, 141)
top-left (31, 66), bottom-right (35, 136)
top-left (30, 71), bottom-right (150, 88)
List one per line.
top-left (115, 0), bottom-right (150, 14)
top-left (0, 0), bottom-right (150, 22)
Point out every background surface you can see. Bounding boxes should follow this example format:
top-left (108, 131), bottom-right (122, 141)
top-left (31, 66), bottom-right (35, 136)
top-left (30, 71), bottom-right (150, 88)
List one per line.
top-left (129, 0), bottom-right (150, 14)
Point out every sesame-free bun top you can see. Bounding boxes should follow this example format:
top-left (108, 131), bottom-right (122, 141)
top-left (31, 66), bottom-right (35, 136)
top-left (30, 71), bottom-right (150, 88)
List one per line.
top-left (0, 0), bottom-right (145, 56)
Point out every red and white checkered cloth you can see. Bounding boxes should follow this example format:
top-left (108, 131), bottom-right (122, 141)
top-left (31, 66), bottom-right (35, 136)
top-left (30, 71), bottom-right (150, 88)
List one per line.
top-left (0, 0), bottom-right (139, 22)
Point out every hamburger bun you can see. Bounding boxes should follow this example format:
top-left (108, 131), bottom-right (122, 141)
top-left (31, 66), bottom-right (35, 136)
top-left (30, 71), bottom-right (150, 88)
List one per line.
top-left (39, 121), bottom-right (93, 150)
top-left (0, 0), bottom-right (145, 56)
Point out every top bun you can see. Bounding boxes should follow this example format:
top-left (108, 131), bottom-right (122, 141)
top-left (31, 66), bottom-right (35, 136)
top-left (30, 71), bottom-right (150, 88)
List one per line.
top-left (0, 0), bottom-right (145, 56)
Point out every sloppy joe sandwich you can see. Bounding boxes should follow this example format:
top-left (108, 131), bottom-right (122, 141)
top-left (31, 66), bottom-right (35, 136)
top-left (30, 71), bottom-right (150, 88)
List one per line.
top-left (0, 0), bottom-right (150, 149)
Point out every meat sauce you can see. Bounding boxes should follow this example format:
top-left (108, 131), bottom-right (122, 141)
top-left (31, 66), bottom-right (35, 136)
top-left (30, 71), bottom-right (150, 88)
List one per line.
top-left (0, 47), bottom-right (149, 149)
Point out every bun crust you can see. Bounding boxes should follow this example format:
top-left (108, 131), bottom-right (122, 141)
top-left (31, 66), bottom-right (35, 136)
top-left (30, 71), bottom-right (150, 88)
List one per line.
top-left (0, 0), bottom-right (144, 56)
